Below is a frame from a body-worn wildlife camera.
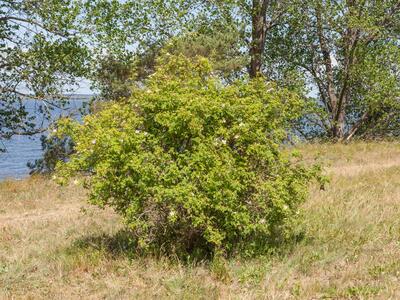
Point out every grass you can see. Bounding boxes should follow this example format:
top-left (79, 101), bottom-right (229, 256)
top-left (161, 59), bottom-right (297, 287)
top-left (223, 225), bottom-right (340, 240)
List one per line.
top-left (1, 141), bottom-right (400, 299)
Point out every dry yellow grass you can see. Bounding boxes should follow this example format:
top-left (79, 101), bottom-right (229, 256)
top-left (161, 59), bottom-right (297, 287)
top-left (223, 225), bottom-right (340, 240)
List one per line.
top-left (1, 141), bottom-right (400, 299)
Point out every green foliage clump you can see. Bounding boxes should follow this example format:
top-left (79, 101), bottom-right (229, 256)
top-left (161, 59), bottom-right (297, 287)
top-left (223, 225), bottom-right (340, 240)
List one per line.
top-left (55, 54), bottom-right (321, 257)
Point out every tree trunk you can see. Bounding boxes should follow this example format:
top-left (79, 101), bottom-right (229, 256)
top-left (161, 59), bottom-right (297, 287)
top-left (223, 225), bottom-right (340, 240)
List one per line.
top-left (333, 109), bottom-right (346, 139)
top-left (315, 6), bottom-right (343, 139)
top-left (334, 25), bottom-right (359, 140)
top-left (249, 0), bottom-right (269, 78)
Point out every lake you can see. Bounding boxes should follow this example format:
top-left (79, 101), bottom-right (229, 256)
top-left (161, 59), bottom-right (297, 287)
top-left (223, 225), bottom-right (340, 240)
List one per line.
top-left (0, 98), bottom-right (90, 180)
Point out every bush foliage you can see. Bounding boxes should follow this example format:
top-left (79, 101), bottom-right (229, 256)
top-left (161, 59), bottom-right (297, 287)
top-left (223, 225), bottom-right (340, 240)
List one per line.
top-left (55, 54), bottom-right (321, 257)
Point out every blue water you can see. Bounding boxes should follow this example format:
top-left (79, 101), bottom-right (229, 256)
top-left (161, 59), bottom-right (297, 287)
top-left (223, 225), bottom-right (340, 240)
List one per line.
top-left (0, 98), bottom-right (89, 180)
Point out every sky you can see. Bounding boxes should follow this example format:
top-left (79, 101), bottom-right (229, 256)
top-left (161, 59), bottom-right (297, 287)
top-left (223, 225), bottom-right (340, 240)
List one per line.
top-left (72, 78), bottom-right (94, 95)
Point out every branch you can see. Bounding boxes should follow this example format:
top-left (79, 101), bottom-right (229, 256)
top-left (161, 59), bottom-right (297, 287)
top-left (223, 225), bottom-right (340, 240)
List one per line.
top-left (8, 127), bottom-right (48, 136)
top-left (0, 62), bottom-right (12, 69)
top-left (343, 111), bottom-right (369, 141)
top-left (299, 63), bottom-right (332, 113)
top-left (1, 15), bottom-right (68, 37)
top-left (0, 87), bottom-right (68, 102)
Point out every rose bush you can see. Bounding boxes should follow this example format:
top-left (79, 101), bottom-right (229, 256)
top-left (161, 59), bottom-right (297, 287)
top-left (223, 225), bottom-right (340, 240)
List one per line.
top-left (55, 54), bottom-right (322, 257)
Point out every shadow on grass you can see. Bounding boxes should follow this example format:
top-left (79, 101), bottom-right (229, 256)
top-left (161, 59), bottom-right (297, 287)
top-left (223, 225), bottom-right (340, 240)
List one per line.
top-left (68, 229), bottom-right (216, 265)
top-left (71, 230), bottom-right (139, 259)
top-left (67, 227), bottom-right (307, 266)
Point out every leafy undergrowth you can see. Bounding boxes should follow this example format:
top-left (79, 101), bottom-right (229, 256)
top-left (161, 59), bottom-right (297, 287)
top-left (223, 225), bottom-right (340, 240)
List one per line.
top-left (1, 141), bottom-right (400, 299)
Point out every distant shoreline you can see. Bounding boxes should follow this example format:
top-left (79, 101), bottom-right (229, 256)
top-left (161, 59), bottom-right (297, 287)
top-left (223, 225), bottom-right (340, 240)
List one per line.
top-left (22, 94), bottom-right (96, 101)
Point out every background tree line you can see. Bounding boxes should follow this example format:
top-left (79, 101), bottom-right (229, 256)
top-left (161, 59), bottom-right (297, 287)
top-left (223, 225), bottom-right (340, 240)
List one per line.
top-left (1, 0), bottom-right (399, 148)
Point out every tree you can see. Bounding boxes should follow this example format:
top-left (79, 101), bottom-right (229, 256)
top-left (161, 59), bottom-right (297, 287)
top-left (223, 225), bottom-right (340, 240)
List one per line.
top-left (246, 0), bottom-right (287, 77)
top-left (265, 0), bottom-right (400, 140)
top-left (136, 23), bottom-right (248, 82)
top-left (81, 0), bottom-right (290, 80)
top-left (90, 53), bottom-right (135, 102)
top-left (82, 0), bottom-right (400, 140)
top-left (192, 0), bottom-right (291, 78)
top-left (87, 13), bottom-right (248, 101)
top-left (0, 0), bottom-right (88, 150)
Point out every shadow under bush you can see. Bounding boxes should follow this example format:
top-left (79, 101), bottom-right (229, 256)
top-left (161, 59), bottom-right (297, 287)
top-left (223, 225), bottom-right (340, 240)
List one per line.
top-left (71, 230), bottom-right (137, 258)
top-left (68, 225), bottom-right (306, 265)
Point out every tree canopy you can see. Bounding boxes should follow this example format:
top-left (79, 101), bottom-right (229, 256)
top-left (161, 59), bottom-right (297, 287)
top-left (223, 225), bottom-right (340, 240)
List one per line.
top-left (0, 0), bottom-right (88, 147)
top-left (81, 0), bottom-right (400, 140)
top-left (1, 0), bottom-right (399, 149)
top-left (265, 0), bottom-right (400, 139)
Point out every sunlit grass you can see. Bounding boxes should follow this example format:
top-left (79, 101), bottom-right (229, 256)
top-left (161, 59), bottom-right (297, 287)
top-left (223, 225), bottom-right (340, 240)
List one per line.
top-left (1, 141), bottom-right (399, 299)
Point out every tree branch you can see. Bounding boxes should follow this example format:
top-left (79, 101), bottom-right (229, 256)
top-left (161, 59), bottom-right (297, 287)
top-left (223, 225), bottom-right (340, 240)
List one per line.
top-left (343, 111), bottom-right (369, 141)
top-left (1, 15), bottom-right (68, 37)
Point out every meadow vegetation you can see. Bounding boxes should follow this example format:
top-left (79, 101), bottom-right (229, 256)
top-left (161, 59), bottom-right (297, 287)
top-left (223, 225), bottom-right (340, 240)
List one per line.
top-left (1, 141), bottom-right (399, 299)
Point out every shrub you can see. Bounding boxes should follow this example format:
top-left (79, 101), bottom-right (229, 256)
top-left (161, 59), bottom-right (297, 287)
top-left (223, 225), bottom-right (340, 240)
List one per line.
top-left (55, 54), bottom-right (321, 257)
top-left (28, 134), bottom-right (74, 175)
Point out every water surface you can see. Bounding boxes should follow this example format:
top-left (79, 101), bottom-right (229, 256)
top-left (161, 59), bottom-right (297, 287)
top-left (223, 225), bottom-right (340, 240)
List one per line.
top-left (0, 98), bottom-right (89, 180)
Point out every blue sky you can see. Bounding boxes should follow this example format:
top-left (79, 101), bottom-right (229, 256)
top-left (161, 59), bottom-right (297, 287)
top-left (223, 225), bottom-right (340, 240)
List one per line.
top-left (73, 78), bottom-right (94, 95)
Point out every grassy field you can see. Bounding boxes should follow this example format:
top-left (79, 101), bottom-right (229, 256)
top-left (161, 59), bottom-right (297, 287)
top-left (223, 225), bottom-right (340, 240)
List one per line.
top-left (1, 142), bottom-right (400, 299)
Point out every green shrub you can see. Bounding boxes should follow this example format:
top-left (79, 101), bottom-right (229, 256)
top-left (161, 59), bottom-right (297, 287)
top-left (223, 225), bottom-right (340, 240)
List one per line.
top-left (55, 54), bottom-right (321, 257)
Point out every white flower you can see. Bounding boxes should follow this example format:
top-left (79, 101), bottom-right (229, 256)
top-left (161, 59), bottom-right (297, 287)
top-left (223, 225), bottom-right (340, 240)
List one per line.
top-left (234, 134), bottom-right (240, 139)
top-left (259, 218), bottom-right (266, 224)
top-left (135, 130), bottom-right (141, 134)
top-left (239, 122), bottom-right (244, 127)
top-left (91, 139), bottom-right (96, 145)
top-left (214, 137), bottom-right (227, 145)
top-left (169, 210), bottom-right (176, 217)
top-left (283, 204), bottom-right (289, 211)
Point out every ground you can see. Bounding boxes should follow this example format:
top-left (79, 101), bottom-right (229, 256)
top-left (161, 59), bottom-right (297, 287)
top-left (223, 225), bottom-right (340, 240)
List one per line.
top-left (1, 142), bottom-right (400, 299)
